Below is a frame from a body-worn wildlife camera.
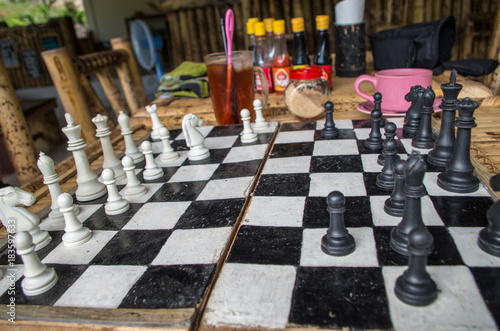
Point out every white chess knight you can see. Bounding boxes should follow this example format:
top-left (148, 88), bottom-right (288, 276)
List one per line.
top-left (146, 104), bottom-right (167, 140)
top-left (0, 187), bottom-right (51, 251)
top-left (182, 113), bottom-right (210, 161)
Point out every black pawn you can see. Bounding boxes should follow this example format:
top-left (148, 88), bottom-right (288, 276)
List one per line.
top-left (364, 92), bottom-right (384, 150)
top-left (377, 122), bottom-right (400, 165)
top-left (394, 227), bottom-right (437, 306)
top-left (384, 159), bottom-right (405, 217)
top-left (321, 101), bottom-right (339, 139)
top-left (477, 174), bottom-right (500, 257)
top-left (403, 85), bottom-right (425, 138)
top-left (390, 152), bottom-right (427, 256)
top-left (321, 191), bottom-right (355, 256)
top-left (376, 138), bottom-right (397, 190)
top-left (428, 70), bottom-right (462, 167)
top-left (437, 97), bottom-right (480, 193)
top-left (412, 86), bottom-right (435, 149)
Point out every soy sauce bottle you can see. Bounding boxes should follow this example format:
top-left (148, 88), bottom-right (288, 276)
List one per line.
top-left (313, 15), bottom-right (332, 88)
top-left (291, 17), bottom-right (309, 70)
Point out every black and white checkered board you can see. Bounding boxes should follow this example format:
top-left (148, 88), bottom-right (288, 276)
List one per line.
top-left (202, 119), bottom-right (500, 330)
top-left (0, 122), bottom-right (278, 327)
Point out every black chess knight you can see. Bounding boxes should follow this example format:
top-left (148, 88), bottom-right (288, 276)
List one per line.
top-left (403, 85), bottom-right (426, 138)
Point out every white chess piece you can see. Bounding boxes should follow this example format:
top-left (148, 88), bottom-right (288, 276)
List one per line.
top-left (182, 114), bottom-right (210, 161)
top-left (15, 231), bottom-right (58, 296)
top-left (102, 169), bottom-right (130, 215)
top-left (62, 113), bottom-right (106, 202)
top-left (146, 104), bottom-right (167, 140)
top-left (118, 111), bottom-right (145, 164)
top-left (159, 127), bottom-right (179, 162)
top-left (253, 99), bottom-right (269, 131)
top-left (0, 186), bottom-right (51, 251)
top-left (58, 193), bottom-right (92, 246)
top-left (92, 114), bottom-right (126, 182)
top-left (141, 141), bottom-right (164, 180)
top-left (240, 108), bottom-right (258, 143)
top-left (122, 156), bottom-right (147, 199)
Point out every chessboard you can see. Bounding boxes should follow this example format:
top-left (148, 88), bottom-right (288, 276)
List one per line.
top-left (0, 121), bottom-right (278, 329)
top-left (200, 118), bottom-right (500, 330)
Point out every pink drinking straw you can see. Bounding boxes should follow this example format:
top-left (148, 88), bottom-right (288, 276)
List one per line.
top-left (224, 9), bottom-right (234, 124)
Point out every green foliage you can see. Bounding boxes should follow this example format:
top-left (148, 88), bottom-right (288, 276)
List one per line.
top-left (0, 0), bottom-right (87, 27)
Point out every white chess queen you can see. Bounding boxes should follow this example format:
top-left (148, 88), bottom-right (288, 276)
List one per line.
top-left (182, 113), bottom-right (210, 161)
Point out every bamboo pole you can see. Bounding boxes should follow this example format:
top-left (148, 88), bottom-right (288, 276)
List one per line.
top-left (0, 59), bottom-right (39, 184)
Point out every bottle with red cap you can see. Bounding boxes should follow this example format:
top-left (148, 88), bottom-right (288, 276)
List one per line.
top-left (313, 15), bottom-right (333, 88)
top-left (272, 19), bottom-right (291, 94)
top-left (254, 22), bottom-right (274, 93)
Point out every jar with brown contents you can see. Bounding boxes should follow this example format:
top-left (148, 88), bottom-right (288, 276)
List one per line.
top-left (284, 67), bottom-right (330, 118)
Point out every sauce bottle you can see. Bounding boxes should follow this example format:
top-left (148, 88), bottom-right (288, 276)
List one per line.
top-left (254, 22), bottom-right (274, 93)
top-left (263, 18), bottom-right (275, 61)
top-left (291, 17), bottom-right (309, 70)
top-left (313, 15), bottom-right (332, 88)
top-left (272, 20), bottom-right (291, 94)
top-left (246, 18), bottom-right (258, 63)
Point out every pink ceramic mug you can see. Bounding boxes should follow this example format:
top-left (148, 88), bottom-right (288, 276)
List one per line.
top-left (353, 68), bottom-right (433, 111)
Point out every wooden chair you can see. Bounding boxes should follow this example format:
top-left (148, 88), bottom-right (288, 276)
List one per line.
top-left (41, 37), bottom-right (148, 143)
top-left (0, 58), bottom-right (39, 185)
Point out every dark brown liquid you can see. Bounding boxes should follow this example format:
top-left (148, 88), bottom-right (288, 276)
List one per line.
top-left (207, 62), bottom-right (255, 125)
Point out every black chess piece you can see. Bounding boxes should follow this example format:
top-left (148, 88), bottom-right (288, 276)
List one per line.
top-left (364, 92), bottom-right (384, 150)
top-left (412, 86), bottom-right (436, 149)
top-left (428, 70), bottom-right (462, 168)
top-left (321, 191), bottom-right (355, 256)
top-left (390, 152), bottom-right (427, 256)
top-left (377, 122), bottom-right (399, 165)
top-left (394, 227), bottom-right (437, 306)
top-left (437, 97), bottom-right (480, 193)
top-left (384, 159), bottom-right (405, 217)
top-left (376, 138), bottom-right (397, 190)
top-left (321, 101), bottom-right (339, 139)
top-left (477, 174), bottom-right (500, 257)
top-left (403, 85), bottom-right (425, 138)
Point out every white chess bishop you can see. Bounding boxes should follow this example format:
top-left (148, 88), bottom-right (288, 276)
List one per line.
top-left (182, 113), bottom-right (210, 161)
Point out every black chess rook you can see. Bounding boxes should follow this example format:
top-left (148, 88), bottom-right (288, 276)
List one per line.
top-left (394, 227), bottom-right (438, 306)
top-left (321, 101), bottom-right (339, 139)
top-left (437, 97), bottom-right (480, 193)
top-left (428, 69), bottom-right (462, 167)
top-left (321, 191), bottom-right (355, 256)
top-left (403, 85), bottom-right (425, 138)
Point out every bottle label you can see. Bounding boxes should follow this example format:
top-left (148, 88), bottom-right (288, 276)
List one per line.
top-left (314, 64), bottom-right (332, 88)
top-left (255, 67), bottom-right (274, 93)
top-left (273, 67), bottom-right (291, 93)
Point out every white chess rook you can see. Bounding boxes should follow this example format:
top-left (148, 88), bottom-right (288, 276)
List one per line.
top-left (240, 108), bottom-right (258, 143)
top-left (92, 114), bottom-right (126, 182)
top-left (58, 193), bottom-right (92, 246)
top-left (118, 111), bottom-right (145, 164)
top-left (122, 156), bottom-right (148, 199)
top-left (15, 231), bottom-right (58, 296)
top-left (159, 127), bottom-right (179, 162)
top-left (253, 99), bottom-right (269, 131)
top-left (102, 168), bottom-right (130, 215)
top-left (62, 113), bottom-right (106, 201)
top-left (141, 141), bottom-right (165, 180)
top-left (146, 104), bottom-right (167, 140)
top-left (37, 152), bottom-right (80, 224)
top-left (182, 114), bottom-right (210, 161)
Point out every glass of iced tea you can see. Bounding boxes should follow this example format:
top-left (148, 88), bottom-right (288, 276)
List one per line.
top-left (206, 51), bottom-right (268, 125)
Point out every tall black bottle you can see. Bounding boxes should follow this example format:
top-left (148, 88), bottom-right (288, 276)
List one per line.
top-left (313, 15), bottom-right (332, 88)
top-left (291, 17), bottom-right (310, 70)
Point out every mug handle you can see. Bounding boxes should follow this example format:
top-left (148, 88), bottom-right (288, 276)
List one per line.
top-left (353, 74), bottom-right (377, 103)
top-left (254, 66), bottom-right (269, 109)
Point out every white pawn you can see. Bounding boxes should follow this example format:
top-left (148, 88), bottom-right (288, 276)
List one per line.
top-left (159, 127), bottom-right (179, 162)
top-left (146, 104), bottom-right (166, 140)
top-left (15, 231), bottom-right (58, 296)
top-left (253, 99), bottom-right (269, 131)
top-left (118, 111), bottom-right (145, 164)
top-left (121, 156), bottom-right (147, 199)
top-left (141, 141), bottom-right (164, 180)
top-left (58, 193), bottom-right (92, 246)
top-left (102, 169), bottom-right (130, 215)
top-left (240, 108), bottom-right (258, 143)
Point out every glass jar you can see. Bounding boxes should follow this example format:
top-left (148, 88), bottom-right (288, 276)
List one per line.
top-left (284, 67), bottom-right (330, 118)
